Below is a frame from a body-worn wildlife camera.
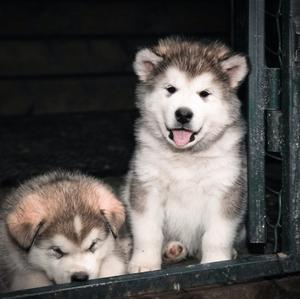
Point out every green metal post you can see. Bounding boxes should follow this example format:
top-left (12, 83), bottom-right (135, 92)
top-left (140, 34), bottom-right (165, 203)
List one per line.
top-left (281, 0), bottom-right (300, 254)
top-left (265, 68), bottom-right (282, 153)
top-left (247, 0), bottom-right (266, 243)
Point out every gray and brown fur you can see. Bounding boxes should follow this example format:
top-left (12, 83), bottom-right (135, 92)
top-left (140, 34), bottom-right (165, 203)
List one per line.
top-left (123, 37), bottom-right (249, 272)
top-left (0, 171), bottom-right (131, 292)
top-left (149, 37), bottom-right (232, 81)
top-left (135, 38), bottom-right (247, 153)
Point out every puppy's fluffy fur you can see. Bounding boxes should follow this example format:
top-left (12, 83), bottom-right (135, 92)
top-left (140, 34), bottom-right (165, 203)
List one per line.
top-left (0, 171), bottom-right (130, 292)
top-left (123, 37), bottom-right (248, 273)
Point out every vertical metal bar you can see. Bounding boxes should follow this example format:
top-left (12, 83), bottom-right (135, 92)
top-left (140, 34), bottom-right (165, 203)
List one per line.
top-left (265, 68), bottom-right (282, 153)
top-left (265, 68), bottom-right (280, 110)
top-left (247, 0), bottom-right (266, 243)
top-left (281, 0), bottom-right (300, 254)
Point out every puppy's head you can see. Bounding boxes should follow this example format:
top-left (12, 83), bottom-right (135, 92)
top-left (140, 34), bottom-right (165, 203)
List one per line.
top-left (6, 176), bottom-right (125, 284)
top-left (134, 37), bottom-right (249, 150)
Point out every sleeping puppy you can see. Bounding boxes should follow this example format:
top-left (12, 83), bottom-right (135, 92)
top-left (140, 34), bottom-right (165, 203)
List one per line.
top-left (0, 171), bottom-right (131, 292)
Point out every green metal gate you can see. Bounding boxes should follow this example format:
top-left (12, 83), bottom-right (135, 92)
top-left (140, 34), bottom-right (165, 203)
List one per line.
top-left (248, 0), bottom-right (300, 257)
top-left (1, 0), bottom-right (300, 298)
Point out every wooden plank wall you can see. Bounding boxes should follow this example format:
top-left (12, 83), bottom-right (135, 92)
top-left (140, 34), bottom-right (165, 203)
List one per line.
top-left (0, 0), bottom-right (230, 115)
top-left (0, 111), bottom-right (137, 183)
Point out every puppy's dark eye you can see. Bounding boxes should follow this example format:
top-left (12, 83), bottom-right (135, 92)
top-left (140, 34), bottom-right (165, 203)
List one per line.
top-left (88, 241), bottom-right (97, 253)
top-left (198, 90), bottom-right (210, 98)
top-left (51, 247), bottom-right (65, 259)
top-left (165, 85), bottom-right (177, 94)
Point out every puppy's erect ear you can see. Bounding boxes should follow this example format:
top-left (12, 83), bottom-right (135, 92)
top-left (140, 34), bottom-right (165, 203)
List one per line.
top-left (133, 48), bottom-right (163, 82)
top-left (220, 54), bottom-right (249, 89)
top-left (6, 194), bottom-right (46, 250)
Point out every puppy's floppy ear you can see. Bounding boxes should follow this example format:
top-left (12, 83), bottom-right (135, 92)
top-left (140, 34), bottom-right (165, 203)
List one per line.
top-left (133, 48), bottom-right (163, 82)
top-left (6, 194), bottom-right (46, 250)
top-left (96, 186), bottom-right (125, 237)
top-left (220, 54), bottom-right (249, 89)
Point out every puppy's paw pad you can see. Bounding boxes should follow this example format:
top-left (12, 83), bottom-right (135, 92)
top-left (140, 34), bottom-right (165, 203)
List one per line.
top-left (163, 241), bottom-right (187, 263)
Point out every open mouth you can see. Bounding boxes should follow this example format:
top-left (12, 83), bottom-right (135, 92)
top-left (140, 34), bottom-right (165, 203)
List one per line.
top-left (168, 129), bottom-right (197, 147)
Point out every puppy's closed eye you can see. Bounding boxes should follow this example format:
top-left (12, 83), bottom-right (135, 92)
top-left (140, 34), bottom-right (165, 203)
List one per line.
top-left (88, 240), bottom-right (98, 253)
top-left (50, 246), bottom-right (66, 259)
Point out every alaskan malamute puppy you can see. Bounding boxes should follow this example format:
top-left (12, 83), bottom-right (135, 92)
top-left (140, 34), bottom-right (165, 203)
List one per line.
top-left (123, 37), bottom-right (248, 273)
top-left (0, 171), bottom-right (130, 292)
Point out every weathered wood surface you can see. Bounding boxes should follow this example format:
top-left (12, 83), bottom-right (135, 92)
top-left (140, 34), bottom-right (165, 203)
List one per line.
top-left (0, 1), bottom-right (230, 36)
top-left (133, 275), bottom-right (300, 299)
top-left (0, 76), bottom-right (136, 114)
top-left (1, 254), bottom-right (300, 299)
top-left (0, 35), bottom-right (230, 78)
top-left (0, 111), bottom-right (136, 185)
top-left (0, 39), bottom-right (135, 77)
top-left (0, 0), bottom-right (230, 115)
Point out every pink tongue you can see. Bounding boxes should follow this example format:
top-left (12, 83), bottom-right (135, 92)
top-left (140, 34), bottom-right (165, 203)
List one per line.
top-left (172, 130), bottom-right (193, 146)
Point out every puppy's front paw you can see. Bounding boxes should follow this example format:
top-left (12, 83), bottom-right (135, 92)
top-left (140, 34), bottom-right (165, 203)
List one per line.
top-left (128, 253), bottom-right (161, 273)
top-left (163, 241), bottom-right (187, 264)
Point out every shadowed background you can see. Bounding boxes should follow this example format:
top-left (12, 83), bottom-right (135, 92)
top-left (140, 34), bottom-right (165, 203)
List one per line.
top-left (0, 0), bottom-right (231, 115)
top-left (0, 0), bottom-right (235, 184)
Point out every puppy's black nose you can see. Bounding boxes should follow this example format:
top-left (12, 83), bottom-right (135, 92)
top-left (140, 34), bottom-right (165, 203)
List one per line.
top-left (71, 272), bottom-right (89, 282)
top-left (175, 108), bottom-right (193, 124)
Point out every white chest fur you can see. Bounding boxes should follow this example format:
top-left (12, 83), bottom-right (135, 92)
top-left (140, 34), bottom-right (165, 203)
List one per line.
top-left (161, 152), bottom-right (240, 252)
top-left (134, 141), bottom-right (241, 251)
top-left (127, 129), bottom-right (244, 272)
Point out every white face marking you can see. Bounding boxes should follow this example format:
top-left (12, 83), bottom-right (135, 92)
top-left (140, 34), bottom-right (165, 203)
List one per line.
top-left (51, 234), bottom-right (78, 253)
top-left (28, 228), bottom-right (117, 284)
top-left (142, 67), bottom-right (232, 149)
top-left (73, 215), bottom-right (82, 238)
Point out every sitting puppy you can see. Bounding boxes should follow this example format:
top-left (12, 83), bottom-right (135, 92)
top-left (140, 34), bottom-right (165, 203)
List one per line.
top-left (123, 37), bottom-right (248, 273)
top-left (0, 171), bottom-right (130, 292)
